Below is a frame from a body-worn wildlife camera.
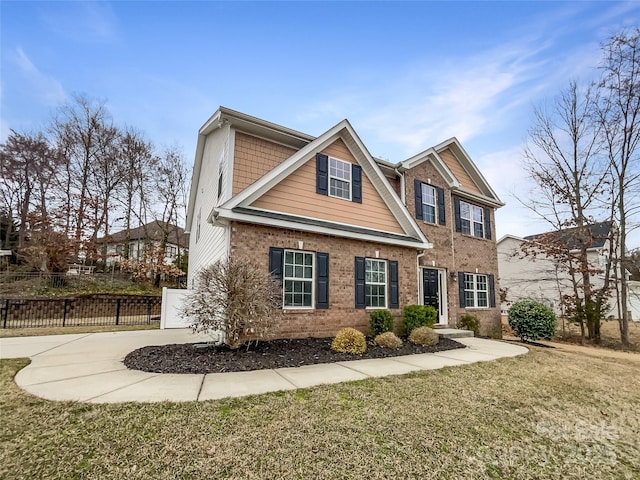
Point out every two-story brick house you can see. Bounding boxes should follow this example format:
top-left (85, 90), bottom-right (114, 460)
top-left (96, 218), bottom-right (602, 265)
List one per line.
top-left (186, 107), bottom-right (504, 338)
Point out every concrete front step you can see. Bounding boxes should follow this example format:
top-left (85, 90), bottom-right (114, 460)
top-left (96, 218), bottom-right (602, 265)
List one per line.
top-left (434, 328), bottom-right (474, 339)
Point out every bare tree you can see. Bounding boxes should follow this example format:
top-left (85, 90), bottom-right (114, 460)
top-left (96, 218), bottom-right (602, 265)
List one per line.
top-left (596, 28), bottom-right (640, 347)
top-left (521, 81), bottom-right (610, 342)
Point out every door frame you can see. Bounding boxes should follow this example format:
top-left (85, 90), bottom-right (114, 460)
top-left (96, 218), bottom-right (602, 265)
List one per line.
top-left (419, 267), bottom-right (448, 325)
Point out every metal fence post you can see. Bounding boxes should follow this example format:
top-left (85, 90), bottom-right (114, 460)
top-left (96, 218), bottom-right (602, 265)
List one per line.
top-left (62, 299), bottom-right (68, 327)
top-left (146, 297), bottom-right (151, 324)
top-left (115, 299), bottom-right (121, 325)
top-left (3, 299), bottom-right (9, 329)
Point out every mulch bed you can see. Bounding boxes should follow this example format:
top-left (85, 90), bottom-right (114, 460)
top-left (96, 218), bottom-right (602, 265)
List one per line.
top-left (124, 336), bottom-right (466, 374)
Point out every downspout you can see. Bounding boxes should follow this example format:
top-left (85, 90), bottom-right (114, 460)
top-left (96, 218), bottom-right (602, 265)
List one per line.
top-left (416, 250), bottom-right (425, 304)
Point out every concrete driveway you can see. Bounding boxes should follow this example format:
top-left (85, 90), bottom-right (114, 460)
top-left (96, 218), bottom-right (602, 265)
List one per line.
top-left (0, 329), bottom-right (528, 403)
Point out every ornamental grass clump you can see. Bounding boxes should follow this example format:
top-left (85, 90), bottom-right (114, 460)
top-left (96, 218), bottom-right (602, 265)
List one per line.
top-left (508, 300), bottom-right (557, 342)
top-left (331, 327), bottom-right (367, 354)
top-left (408, 326), bottom-right (439, 346)
top-left (374, 331), bottom-right (403, 349)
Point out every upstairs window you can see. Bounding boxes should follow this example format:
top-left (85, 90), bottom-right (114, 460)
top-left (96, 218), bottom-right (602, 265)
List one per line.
top-left (414, 180), bottom-right (445, 225)
top-left (454, 197), bottom-right (491, 240)
top-left (329, 157), bottom-right (351, 200)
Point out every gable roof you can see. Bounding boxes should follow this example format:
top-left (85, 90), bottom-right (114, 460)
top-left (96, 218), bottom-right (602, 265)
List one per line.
top-left (524, 221), bottom-right (613, 251)
top-left (101, 221), bottom-right (188, 246)
top-left (399, 137), bottom-right (504, 208)
top-left (213, 119), bottom-right (432, 249)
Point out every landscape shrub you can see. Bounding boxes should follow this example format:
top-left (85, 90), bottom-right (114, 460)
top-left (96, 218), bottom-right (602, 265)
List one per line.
top-left (180, 257), bottom-right (282, 349)
top-left (408, 326), bottom-right (439, 346)
top-left (402, 304), bottom-right (437, 335)
top-left (370, 310), bottom-right (394, 337)
top-left (459, 313), bottom-right (480, 336)
top-left (374, 331), bottom-right (403, 349)
top-left (508, 300), bottom-right (557, 342)
top-left (331, 327), bottom-right (367, 354)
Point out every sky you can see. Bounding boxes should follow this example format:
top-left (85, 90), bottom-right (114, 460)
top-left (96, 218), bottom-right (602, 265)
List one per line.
top-left (2, 1), bottom-right (640, 246)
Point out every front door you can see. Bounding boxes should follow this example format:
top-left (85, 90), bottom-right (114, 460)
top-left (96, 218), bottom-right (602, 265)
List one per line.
top-left (422, 268), bottom-right (447, 325)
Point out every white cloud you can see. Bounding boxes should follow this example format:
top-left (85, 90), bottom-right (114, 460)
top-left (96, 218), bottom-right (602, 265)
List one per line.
top-left (39, 1), bottom-right (120, 43)
top-left (14, 48), bottom-right (68, 106)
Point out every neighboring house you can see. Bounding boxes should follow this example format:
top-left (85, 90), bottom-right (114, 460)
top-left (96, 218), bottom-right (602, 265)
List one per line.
top-left (497, 221), bottom-right (624, 318)
top-left (101, 221), bottom-right (189, 267)
top-left (186, 107), bottom-right (504, 338)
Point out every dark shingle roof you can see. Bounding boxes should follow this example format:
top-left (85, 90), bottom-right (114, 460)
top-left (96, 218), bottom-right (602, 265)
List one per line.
top-left (524, 221), bottom-right (613, 250)
top-left (102, 221), bottom-right (188, 246)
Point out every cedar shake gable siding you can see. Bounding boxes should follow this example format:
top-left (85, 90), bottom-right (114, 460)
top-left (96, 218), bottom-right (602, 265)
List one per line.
top-left (251, 139), bottom-right (404, 234)
top-left (233, 132), bottom-right (297, 195)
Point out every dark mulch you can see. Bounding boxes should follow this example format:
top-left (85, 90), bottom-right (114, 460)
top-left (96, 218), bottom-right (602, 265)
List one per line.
top-left (124, 337), bottom-right (466, 374)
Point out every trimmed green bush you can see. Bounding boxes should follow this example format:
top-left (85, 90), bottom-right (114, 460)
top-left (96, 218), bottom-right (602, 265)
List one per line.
top-left (402, 304), bottom-right (437, 335)
top-left (369, 310), bottom-right (394, 337)
top-left (374, 332), bottom-right (403, 349)
top-left (508, 300), bottom-right (557, 342)
top-left (459, 314), bottom-right (480, 336)
top-left (408, 327), bottom-right (439, 346)
top-left (331, 327), bottom-right (367, 354)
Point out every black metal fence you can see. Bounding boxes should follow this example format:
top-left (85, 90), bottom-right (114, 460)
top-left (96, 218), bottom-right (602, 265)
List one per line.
top-left (0, 294), bottom-right (162, 329)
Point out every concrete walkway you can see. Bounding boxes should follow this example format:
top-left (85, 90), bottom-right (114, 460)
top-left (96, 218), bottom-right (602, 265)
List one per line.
top-left (0, 329), bottom-right (528, 403)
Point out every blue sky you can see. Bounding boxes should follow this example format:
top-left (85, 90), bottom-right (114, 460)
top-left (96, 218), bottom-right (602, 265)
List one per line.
top-left (2, 1), bottom-right (639, 245)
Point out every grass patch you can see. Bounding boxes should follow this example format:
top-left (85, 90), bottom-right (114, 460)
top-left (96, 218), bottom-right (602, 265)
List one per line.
top-left (0, 324), bottom-right (159, 338)
top-left (1, 347), bottom-right (639, 479)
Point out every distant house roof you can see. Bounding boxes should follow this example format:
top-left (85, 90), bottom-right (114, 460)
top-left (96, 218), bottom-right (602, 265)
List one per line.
top-left (102, 221), bottom-right (189, 246)
top-left (524, 221), bottom-right (613, 250)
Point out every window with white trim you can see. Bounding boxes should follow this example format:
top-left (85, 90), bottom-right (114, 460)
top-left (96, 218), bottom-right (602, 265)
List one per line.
top-left (460, 200), bottom-right (484, 238)
top-left (283, 250), bottom-right (314, 307)
top-left (464, 273), bottom-right (488, 308)
top-left (365, 259), bottom-right (386, 308)
top-left (421, 183), bottom-right (437, 223)
top-left (329, 157), bottom-right (351, 200)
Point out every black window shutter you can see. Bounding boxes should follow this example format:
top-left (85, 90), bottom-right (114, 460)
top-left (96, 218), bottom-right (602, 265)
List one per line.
top-left (454, 197), bottom-right (462, 233)
top-left (352, 165), bottom-right (362, 203)
top-left (269, 247), bottom-right (284, 307)
top-left (389, 260), bottom-right (399, 309)
top-left (437, 187), bottom-right (446, 225)
top-left (484, 207), bottom-right (492, 240)
top-left (316, 252), bottom-right (329, 309)
top-left (355, 256), bottom-right (366, 309)
top-left (316, 153), bottom-right (328, 195)
top-left (488, 274), bottom-right (496, 308)
top-left (414, 179), bottom-right (423, 220)
top-left (458, 271), bottom-right (466, 308)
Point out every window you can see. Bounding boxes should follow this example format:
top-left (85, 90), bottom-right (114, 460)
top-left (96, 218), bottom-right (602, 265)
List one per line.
top-left (365, 259), bottom-right (387, 308)
top-left (217, 164), bottom-right (224, 200)
top-left (329, 157), bottom-right (351, 200)
top-left (458, 199), bottom-right (485, 238)
top-left (464, 273), bottom-right (488, 308)
top-left (283, 250), bottom-right (314, 307)
top-left (421, 184), bottom-right (437, 223)
top-left (166, 245), bottom-right (177, 258)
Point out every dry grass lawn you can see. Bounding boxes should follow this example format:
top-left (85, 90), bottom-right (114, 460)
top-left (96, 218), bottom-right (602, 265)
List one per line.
top-left (1, 346), bottom-right (638, 479)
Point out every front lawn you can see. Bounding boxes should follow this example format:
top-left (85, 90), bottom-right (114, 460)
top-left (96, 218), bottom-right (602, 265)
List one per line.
top-left (1, 347), bottom-right (638, 479)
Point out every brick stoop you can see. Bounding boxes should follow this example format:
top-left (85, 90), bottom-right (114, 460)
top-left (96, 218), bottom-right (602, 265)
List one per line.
top-left (434, 328), bottom-right (474, 339)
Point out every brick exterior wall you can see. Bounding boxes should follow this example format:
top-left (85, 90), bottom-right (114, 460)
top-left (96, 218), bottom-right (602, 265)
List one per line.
top-left (230, 222), bottom-right (420, 339)
top-left (404, 160), bottom-right (502, 338)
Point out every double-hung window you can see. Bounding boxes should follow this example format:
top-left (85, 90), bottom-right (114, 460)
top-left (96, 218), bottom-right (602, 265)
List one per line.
top-left (421, 184), bottom-right (437, 223)
top-left (459, 200), bottom-right (485, 238)
top-left (283, 250), bottom-right (314, 307)
top-left (464, 273), bottom-right (488, 308)
top-left (365, 259), bottom-right (386, 308)
top-left (329, 157), bottom-right (351, 200)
